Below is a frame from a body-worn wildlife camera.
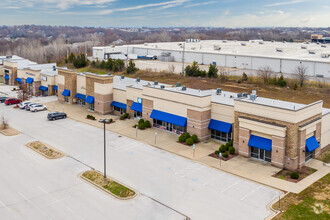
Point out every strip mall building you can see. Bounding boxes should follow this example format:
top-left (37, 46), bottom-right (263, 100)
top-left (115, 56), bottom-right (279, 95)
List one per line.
top-left (56, 68), bottom-right (330, 171)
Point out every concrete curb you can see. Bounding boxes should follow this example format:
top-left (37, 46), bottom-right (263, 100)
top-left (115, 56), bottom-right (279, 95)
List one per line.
top-left (79, 170), bottom-right (138, 201)
top-left (25, 141), bottom-right (65, 159)
top-left (265, 191), bottom-right (289, 220)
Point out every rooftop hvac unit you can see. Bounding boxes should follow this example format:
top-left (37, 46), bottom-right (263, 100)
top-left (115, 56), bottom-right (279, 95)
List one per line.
top-left (301, 46), bottom-right (307, 49)
top-left (6, 55), bottom-right (12, 58)
top-left (237, 93), bottom-right (243, 98)
top-left (321, 45), bottom-right (327, 48)
top-left (191, 47), bottom-right (196, 50)
top-left (154, 81), bottom-right (158, 85)
top-left (271, 40), bottom-right (275, 43)
top-left (136, 78), bottom-right (140, 82)
top-left (250, 94), bottom-right (257, 101)
top-left (121, 75), bottom-right (125, 79)
top-left (321, 54), bottom-right (330, 58)
top-left (251, 90), bottom-right (257, 95)
top-left (308, 50), bottom-right (316, 54)
top-left (259, 42), bottom-right (264, 44)
top-left (242, 92), bottom-right (248, 97)
top-left (214, 45), bottom-right (221, 50)
top-left (53, 66), bottom-right (56, 71)
top-left (241, 43), bottom-right (246, 46)
top-left (216, 88), bottom-right (221, 94)
top-left (276, 48), bottom-right (283, 52)
top-left (175, 82), bottom-right (181, 87)
top-left (222, 40), bottom-right (227, 43)
top-left (160, 85), bottom-right (165, 89)
top-left (181, 86), bottom-right (186, 91)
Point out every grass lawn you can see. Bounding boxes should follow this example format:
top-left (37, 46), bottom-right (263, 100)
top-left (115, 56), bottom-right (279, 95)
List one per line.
top-left (317, 149), bottom-right (330, 163)
top-left (273, 173), bottom-right (330, 219)
top-left (82, 171), bottom-right (135, 198)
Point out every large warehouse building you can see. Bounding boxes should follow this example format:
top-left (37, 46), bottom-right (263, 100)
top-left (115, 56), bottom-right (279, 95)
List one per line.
top-left (56, 68), bottom-right (330, 171)
top-left (93, 40), bottom-right (330, 78)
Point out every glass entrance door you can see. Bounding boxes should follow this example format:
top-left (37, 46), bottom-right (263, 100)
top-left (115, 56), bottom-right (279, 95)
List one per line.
top-left (250, 147), bottom-right (271, 163)
top-left (259, 149), bottom-right (265, 160)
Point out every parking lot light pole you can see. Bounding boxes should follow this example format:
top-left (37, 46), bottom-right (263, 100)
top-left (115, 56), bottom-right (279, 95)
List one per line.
top-left (99, 118), bottom-right (110, 183)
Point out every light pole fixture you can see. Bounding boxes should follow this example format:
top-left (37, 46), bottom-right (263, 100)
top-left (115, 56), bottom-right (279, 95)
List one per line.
top-left (99, 118), bottom-right (111, 182)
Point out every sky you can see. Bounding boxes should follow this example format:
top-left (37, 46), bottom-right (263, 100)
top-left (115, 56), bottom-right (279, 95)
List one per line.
top-left (0, 0), bottom-right (329, 27)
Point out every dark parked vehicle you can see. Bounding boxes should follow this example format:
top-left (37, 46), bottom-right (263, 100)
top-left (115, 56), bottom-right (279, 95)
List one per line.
top-left (0, 97), bottom-right (9, 103)
top-left (47, 112), bottom-right (67, 120)
top-left (4, 98), bottom-right (22, 105)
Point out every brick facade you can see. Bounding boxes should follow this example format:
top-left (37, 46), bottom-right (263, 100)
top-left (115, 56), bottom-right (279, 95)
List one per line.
top-left (95, 93), bottom-right (113, 114)
top-left (187, 109), bottom-right (211, 141)
top-left (142, 99), bottom-right (153, 122)
top-left (127, 100), bottom-right (134, 118)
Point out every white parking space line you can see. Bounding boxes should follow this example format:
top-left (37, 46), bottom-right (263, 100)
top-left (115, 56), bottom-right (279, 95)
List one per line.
top-left (221, 180), bottom-right (241, 193)
top-left (18, 192), bottom-right (49, 219)
top-left (180, 166), bottom-right (204, 178)
top-left (0, 198), bottom-right (11, 213)
top-left (202, 173), bottom-right (226, 186)
top-left (240, 186), bottom-right (263, 201)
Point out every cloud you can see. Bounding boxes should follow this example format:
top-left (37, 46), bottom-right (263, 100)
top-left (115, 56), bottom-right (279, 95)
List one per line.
top-left (224, 10), bottom-right (230, 15)
top-left (265, 0), bottom-right (308, 7)
top-left (99, 0), bottom-right (189, 15)
top-left (184, 1), bottom-right (217, 8)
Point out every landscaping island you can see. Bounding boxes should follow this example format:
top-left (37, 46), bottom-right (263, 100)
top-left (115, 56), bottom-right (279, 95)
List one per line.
top-left (81, 171), bottom-right (136, 200)
top-left (26, 141), bottom-right (64, 159)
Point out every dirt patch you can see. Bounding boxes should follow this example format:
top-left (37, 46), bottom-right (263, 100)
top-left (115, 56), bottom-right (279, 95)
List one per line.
top-left (273, 166), bottom-right (317, 183)
top-left (81, 170), bottom-right (136, 199)
top-left (0, 126), bottom-right (20, 136)
top-left (26, 141), bottom-right (64, 159)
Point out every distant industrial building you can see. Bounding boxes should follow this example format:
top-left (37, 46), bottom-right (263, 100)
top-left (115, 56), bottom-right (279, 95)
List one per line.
top-left (93, 40), bottom-right (330, 78)
top-left (311, 34), bottom-right (330, 44)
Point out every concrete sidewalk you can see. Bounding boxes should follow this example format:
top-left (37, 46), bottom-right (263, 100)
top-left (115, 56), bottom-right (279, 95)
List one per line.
top-left (44, 100), bottom-right (330, 194)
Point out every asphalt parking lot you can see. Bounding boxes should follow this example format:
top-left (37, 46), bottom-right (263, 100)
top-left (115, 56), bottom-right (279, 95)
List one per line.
top-left (0, 102), bottom-right (281, 220)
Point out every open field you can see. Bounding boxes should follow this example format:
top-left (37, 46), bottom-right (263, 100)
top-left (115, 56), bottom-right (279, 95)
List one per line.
top-left (272, 173), bottom-right (330, 219)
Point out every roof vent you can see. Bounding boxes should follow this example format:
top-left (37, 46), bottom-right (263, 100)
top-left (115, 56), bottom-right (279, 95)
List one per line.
top-left (121, 75), bottom-right (125, 79)
top-left (237, 93), bottom-right (243, 98)
top-left (181, 86), bottom-right (186, 91)
top-left (175, 82), bottom-right (181, 87)
top-left (154, 81), bottom-right (158, 85)
top-left (308, 50), bottom-right (316, 54)
top-left (276, 48), bottom-right (283, 52)
top-left (136, 78), bottom-right (140, 82)
top-left (52, 66), bottom-right (56, 71)
top-left (160, 85), bottom-right (165, 89)
top-left (251, 90), bottom-right (257, 95)
top-left (250, 94), bottom-right (257, 101)
top-left (301, 46), bottom-right (307, 49)
top-left (241, 43), bottom-right (246, 46)
top-left (259, 42), bottom-right (264, 44)
top-left (216, 88), bottom-right (221, 94)
top-left (242, 92), bottom-right (248, 97)
top-left (321, 45), bottom-right (326, 48)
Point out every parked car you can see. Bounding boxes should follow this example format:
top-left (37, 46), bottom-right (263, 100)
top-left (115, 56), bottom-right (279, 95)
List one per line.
top-left (30, 104), bottom-right (47, 112)
top-left (25, 103), bottom-right (40, 111)
top-left (4, 98), bottom-right (22, 105)
top-left (0, 97), bottom-right (9, 103)
top-left (19, 101), bottom-right (34, 109)
top-left (47, 112), bottom-right (67, 120)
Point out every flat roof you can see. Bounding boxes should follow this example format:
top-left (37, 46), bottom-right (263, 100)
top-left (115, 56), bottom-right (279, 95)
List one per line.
top-left (103, 40), bottom-right (330, 63)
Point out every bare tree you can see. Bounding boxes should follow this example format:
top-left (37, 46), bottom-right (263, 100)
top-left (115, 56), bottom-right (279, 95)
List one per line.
top-left (168, 65), bottom-right (175, 73)
top-left (257, 66), bottom-right (274, 83)
top-left (17, 84), bottom-right (31, 101)
top-left (219, 66), bottom-right (229, 82)
top-left (1, 114), bottom-right (9, 130)
top-left (294, 65), bottom-right (308, 87)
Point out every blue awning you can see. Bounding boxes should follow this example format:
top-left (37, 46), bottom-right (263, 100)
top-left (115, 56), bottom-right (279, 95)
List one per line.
top-left (86, 96), bottom-right (94, 104)
top-left (26, 77), bottom-right (34, 84)
top-left (130, 102), bottom-right (142, 112)
top-left (150, 109), bottom-right (187, 127)
top-left (53, 85), bottom-right (58, 90)
top-left (39, 86), bottom-right (48, 91)
top-left (248, 135), bottom-right (272, 152)
top-left (111, 101), bottom-right (127, 110)
top-left (15, 78), bottom-right (22, 83)
top-left (62, 89), bottom-right (70, 96)
top-left (4, 75), bottom-right (9, 80)
top-left (75, 93), bottom-right (86, 100)
top-left (306, 136), bottom-right (319, 152)
top-left (208, 119), bottom-right (232, 133)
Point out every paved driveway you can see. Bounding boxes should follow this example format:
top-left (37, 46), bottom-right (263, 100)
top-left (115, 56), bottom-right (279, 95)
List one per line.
top-left (0, 104), bottom-right (281, 219)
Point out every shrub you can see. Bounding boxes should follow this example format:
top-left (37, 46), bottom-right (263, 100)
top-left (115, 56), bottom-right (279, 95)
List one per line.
top-left (144, 120), bottom-right (151, 128)
top-left (185, 138), bottom-right (194, 146)
top-left (290, 172), bottom-right (299, 179)
top-left (120, 115), bottom-right (125, 120)
top-left (225, 142), bottom-right (231, 151)
top-left (278, 74), bottom-right (287, 87)
top-left (109, 118), bottom-right (113, 122)
top-left (222, 152), bottom-right (229, 158)
top-left (228, 139), bottom-right (233, 147)
top-left (178, 134), bottom-right (186, 143)
top-left (293, 83), bottom-right (298, 90)
top-left (138, 118), bottom-right (144, 125)
top-left (123, 113), bottom-right (129, 119)
top-left (184, 132), bottom-right (191, 139)
top-left (138, 123), bottom-right (145, 130)
top-left (219, 145), bottom-right (226, 153)
top-left (191, 134), bottom-right (199, 143)
top-left (215, 150), bottom-right (220, 155)
top-left (242, 72), bottom-right (248, 81)
top-left (228, 147), bottom-right (235, 155)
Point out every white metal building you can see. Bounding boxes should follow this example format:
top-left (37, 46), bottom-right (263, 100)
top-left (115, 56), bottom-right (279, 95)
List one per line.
top-left (93, 40), bottom-right (330, 78)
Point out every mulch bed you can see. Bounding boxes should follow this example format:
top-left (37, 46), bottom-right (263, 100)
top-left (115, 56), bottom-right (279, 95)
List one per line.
top-left (177, 141), bottom-right (200, 146)
top-left (26, 141), bottom-right (64, 159)
top-left (209, 152), bottom-right (237, 161)
top-left (273, 166), bottom-right (317, 183)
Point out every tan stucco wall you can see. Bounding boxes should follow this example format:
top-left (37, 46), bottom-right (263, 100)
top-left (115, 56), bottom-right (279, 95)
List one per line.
top-left (95, 82), bottom-right (113, 95)
top-left (57, 74), bottom-right (64, 85)
top-left (239, 117), bottom-right (287, 138)
top-left (126, 87), bottom-right (143, 102)
top-left (41, 75), bottom-right (55, 87)
top-left (234, 100), bottom-right (323, 124)
top-left (22, 69), bottom-right (41, 81)
top-left (76, 75), bottom-right (86, 95)
top-left (3, 61), bottom-right (17, 68)
top-left (211, 103), bottom-right (234, 123)
top-left (113, 88), bottom-right (127, 104)
top-left (321, 113), bottom-right (330, 149)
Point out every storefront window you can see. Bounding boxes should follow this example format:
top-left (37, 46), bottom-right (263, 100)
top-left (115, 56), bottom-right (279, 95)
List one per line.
top-left (250, 147), bottom-right (272, 163)
top-left (211, 129), bottom-right (232, 142)
top-left (153, 119), bottom-right (186, 135)
top-left (134, 111), bottom-right (142, 118)
top-left (305, 150), bottom-right (313, 162)
top-left (77, 98), bottom-right (85, 106)
top-left (114, 106), bottom-right (126, 115)
top-left (88, 103), bottom-right (94, 111)
top-left (64, 96), bottom-right (69, 103)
